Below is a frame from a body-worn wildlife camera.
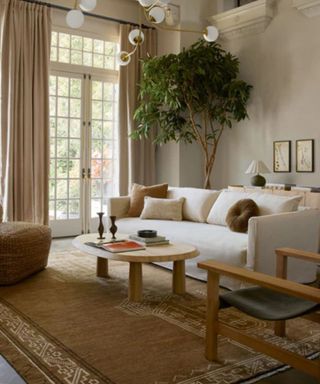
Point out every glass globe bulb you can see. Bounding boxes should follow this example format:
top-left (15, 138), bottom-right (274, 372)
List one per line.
top-left (203, 26), bottom-right (219, 42)
top-left (79, 0), bottom-right (97, 12)
top-left (148, 6), bottom-right (166, 24)
top-left (66, 9), bottom-right (85, 29)
top-left (116, 51), bottom-right (131, 66)
top-left (128, 29), bottom-right (145, 46)
top-left (137, 0), bottom-right (154, 7)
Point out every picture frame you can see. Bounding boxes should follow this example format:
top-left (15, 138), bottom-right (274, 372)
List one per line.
top-left (273, 141), bottom-right (291, 172)
top-left (296, 139), bottom-right (314, 173)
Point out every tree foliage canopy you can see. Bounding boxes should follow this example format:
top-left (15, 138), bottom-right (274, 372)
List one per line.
top-left (132, 40), bottom-right (252, 188)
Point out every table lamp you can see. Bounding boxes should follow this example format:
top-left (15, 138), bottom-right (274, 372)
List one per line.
top-left (245, 160), bottom-right (270, 187)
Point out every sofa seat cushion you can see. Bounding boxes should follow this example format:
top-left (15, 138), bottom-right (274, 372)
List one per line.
top-left (167, 187), bottom-right (220, 223)
top-left (115, 217), bottom-right (248, 287)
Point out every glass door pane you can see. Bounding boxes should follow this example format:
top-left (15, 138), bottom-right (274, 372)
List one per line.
top-left (89, 78), bottom-right (119, 232)
top-left (49, 73), bottom-right (84, 237)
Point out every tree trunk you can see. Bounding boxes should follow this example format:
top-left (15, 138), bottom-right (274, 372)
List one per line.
top-left (203, 159), bottom-right (214, 189)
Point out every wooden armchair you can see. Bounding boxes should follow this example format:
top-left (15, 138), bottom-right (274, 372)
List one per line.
top-left (198, 248), bottom-right (320, 380)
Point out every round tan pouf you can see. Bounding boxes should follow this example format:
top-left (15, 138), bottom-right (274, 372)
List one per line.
top-left (0, 222), bottom-right (52, 285)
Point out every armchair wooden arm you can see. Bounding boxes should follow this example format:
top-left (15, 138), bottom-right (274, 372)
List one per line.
top-left (276, 247), bottom-right (320, 263)
top-left (198, 260), bottom-right (320, 303)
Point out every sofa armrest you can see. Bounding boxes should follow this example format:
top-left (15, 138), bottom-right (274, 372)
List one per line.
top-left (107, 196), bottom-right (130, 218)
top-left (247, 209), bottom-right (320, 282)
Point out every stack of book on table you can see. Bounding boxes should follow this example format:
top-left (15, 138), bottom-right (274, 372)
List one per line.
top-left (85, 240), bottom-right (146, 253)
top-left (129, 234), bottom-right (169, 246)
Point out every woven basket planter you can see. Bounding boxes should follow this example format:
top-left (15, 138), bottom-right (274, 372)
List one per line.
top-left (0, 222), bottom-right (52, 285)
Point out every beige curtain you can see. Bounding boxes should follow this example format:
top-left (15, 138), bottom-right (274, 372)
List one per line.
top-left (0, 0), bottom-right (51, 224)
top-left (118, 24), bottom-right (157, 196)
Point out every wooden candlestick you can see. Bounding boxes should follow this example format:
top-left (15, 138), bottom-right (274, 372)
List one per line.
top-left (97, 212), bottom-right (105, 240)
top-left (109, 216), bottom-right (117, 240)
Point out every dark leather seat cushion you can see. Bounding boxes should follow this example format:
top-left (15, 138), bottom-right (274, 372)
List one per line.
top-left (220, 286), bottom-right (319, 321)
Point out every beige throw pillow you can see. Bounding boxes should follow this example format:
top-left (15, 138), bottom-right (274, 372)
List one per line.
top-left (140, 197), bottom-right (185, 221)
top-left (128, 183), bottom-right (168, 217)
top-left (167, 187), bottom-right (220, 222)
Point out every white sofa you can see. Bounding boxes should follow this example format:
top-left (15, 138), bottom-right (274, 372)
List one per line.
top-left (107, 188), bottom-right (320, 289)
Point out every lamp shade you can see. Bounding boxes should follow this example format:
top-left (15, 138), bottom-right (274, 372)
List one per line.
top-left (245, 160), bottom-right (270, 175)
top-left (148, 6), bottom-right (166, 23)
top-left (137, 0), bottom-right (155, 7)
top-left (79, 0), bottom-right (97, 12)
top-left (203, 26), bottom-right (219, 42)
top-left (66, 9), bottom-right (85, 29)
top-left (128, 29), bottom-right (145, 45)
top-left (116, 51), bottom-right (131, 66)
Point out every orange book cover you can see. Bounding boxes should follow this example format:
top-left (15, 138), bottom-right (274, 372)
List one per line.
top-left (102, 241), bottom-right (145, 253)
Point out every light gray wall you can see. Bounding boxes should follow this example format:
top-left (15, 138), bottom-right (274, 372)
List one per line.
top-left (212, 0), bottom-right (320, 189)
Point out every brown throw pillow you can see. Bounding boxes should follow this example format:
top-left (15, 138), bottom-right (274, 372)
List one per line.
top-left (128, 183), bottom-right (168, 217)
top-left (226, 199), bottom-right (260, 233)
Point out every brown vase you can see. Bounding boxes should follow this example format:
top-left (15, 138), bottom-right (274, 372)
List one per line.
top-left (109, 216), bottom-right (117, 240)
top-left (97, 212), bottom-right (105, 240)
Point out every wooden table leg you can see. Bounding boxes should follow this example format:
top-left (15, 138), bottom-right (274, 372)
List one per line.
top-left (172, 260), bottom-right (186, 294)
top-left (129, 262), bottom-right (143, 302)
top-left (206, 270), bottom-right (220, 361)
top-left (96, 257), bottom-right (109, 278)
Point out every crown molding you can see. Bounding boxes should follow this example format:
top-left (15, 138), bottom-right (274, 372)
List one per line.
top-left (292, 0), bottom-right (320, 17)
top-left (208, 0), bottom-right (275, 40)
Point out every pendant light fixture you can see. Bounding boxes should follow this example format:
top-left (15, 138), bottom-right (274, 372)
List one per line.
top-left (116, 0), bottom-right (219, 66)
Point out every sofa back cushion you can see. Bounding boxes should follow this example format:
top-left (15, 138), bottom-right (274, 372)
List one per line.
top-left (207, 190), bottom-right (302, 226)
top-left (167, 187), bottom-right (220, 222)
top-left (128, 183), bottom-right (168, 217)
top-left (140, 197), bottom-right (185, 221)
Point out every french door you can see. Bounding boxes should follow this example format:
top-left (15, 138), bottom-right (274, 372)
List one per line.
top-left (49, 71), bottom-right (118, 237)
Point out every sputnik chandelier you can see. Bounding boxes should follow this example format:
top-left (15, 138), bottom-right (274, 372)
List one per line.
top-left (117, 0), bottom-right (219, 66)
top-left (65, 0), bottom-right (219, 67)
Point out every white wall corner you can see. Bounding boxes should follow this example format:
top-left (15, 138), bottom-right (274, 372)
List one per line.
top-left (208, 0), bottom-right (275, 40)
top-left (292, 0), bottom-right (320, 17)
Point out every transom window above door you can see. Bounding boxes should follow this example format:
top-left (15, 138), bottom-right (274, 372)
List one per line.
top-left (50, 31), bottom-right (119, 71)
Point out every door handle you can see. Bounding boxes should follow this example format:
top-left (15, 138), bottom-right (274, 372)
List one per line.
top-left (82, 168), bottom-right (86, 179)
top-left (88, 168), bottom-right (91, 179)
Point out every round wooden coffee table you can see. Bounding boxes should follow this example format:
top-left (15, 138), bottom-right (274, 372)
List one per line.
top-left (73, 233), bottom-right (198, 302)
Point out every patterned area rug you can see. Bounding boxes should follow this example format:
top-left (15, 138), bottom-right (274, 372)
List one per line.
top-left (0, 248), bottom-right (319, 384)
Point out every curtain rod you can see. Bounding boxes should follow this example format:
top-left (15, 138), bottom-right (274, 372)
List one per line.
top-left (21, 0), bottom-right (154, 29)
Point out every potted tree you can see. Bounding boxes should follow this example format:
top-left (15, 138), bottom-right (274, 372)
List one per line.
top-left (132, 40), bottom-right (252, 189)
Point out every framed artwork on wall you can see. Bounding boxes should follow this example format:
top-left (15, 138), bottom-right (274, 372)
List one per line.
top-left (296, 139), bottom-right (314, 172)
top-left (273, 141), bottom-right (291, 172)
